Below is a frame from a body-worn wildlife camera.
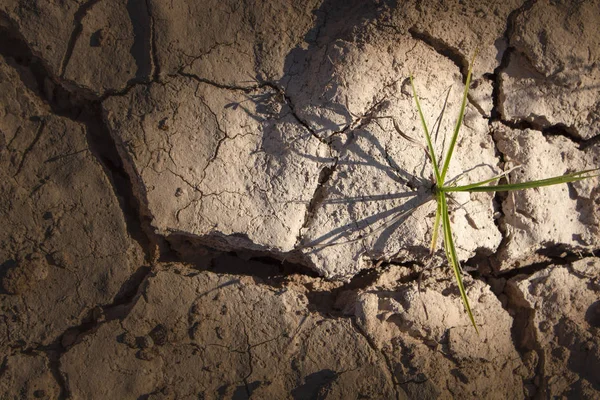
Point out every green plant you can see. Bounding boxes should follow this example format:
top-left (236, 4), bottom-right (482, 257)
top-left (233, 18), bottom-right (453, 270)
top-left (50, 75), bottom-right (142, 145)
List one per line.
top-left (410, 54), bottom-right (599, 332)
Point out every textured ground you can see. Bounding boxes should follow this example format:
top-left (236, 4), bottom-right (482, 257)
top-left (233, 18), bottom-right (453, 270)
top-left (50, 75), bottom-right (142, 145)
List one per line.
top-left (1, 0), bottom-right (599, 399)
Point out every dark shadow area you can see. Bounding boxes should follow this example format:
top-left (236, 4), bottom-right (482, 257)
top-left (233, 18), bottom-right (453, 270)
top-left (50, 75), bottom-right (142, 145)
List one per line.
top-left (536, 245), bottom-right (597, 264)
top-left (232, 381), bottom-right (261, 400)
top-left (58, 0), bottom-right (104, 78)
top-left (303, 266), bottom-right (382, 317)
top-left (0, 259), bottom-right (17, 295)
top-left (450, 368), bottom-right (469, 384)
top-left (112, 265), bottom-right (152, 305)
top-left (212, 253), bottom-right (319, 281)
top-left (163, 233), bottom-right (320, 282)
top-left (585, 300), bottom-right (600, 328)
top-left (299, 193), bottom-right (430, 253)
top-left (126, 0), bottom-right (153, 80)
top-left (291, 369), bottom-right (338, 400)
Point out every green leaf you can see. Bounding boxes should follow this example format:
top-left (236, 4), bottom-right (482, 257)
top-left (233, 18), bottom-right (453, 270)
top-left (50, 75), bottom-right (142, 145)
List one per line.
top-left (442, 168), bottom-right (600, 193)
top-left (440, 193), bottom-right (479, 333)
top-left (444, 165), bottom-right (522, 189)
top-left (392, 118), bottom-right (426, 150)
top-left (439, 51), bottom-right (477, 184)
top-left (430, 199), bottom-right (442, 253)
top-left (431, 86), bottom-right (453, 145)
top-left (410, 74), bottom-right (442, 184)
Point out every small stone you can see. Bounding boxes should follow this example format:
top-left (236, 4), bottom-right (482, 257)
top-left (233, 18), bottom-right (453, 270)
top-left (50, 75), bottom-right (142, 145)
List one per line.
top-left (149, 324), bottom-right (168, 346)
top-left (158, 118), bottom-right (169, 131)
top-left (119, 332), bottom-right (137, 348)
top-left (49, 251), bottom-right (72, 269)
top-left (91, 306), bottom-right (105, 322)
top-left (215, 326), bottom-right (224, 340)
top-left (136, 349), bottom-right (156, 361)
top-left (539, 320), bottom-right (552, 332)
top-left (137, 335), bottom-right (154, 349)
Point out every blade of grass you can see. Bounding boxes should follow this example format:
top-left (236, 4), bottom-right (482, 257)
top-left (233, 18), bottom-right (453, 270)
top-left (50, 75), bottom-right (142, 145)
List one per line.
top-left (444, 165), bottom-right (523, 188)
top-left (432, 86), bottom-right (452, 145)
top-left (392, 118), bottom-right (427, 151)
top-left (410, 75), bottom-right (441, 184)
top-left (440, 193), bottom-right (479, 333)
top-left (439, 51), bottom-right (478, 184)
top-left (442, 168), bottom-right (600, 193)
top-left (430, 199), bottom-right (442, 253)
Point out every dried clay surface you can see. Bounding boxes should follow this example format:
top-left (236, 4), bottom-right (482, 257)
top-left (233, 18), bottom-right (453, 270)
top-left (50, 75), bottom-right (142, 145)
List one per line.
top-left (0, 56), bottom-right (143, 349)
top-left (1, 0), bottom-right (599, 399)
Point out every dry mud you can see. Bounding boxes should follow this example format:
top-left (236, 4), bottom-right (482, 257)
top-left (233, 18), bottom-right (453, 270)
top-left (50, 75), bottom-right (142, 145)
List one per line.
top-left (0, 0), bottom-right (599, 399)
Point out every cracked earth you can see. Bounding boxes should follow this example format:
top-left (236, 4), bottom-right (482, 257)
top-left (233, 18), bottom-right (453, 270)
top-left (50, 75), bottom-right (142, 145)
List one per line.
top-left (1, 0), bottom-right (599, 399)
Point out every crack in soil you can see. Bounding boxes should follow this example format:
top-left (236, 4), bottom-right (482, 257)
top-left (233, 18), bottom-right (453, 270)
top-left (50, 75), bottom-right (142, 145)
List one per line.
top-left (498, 116), bottom-right (598, 149)
top-left (350, 318), bottom-right (403, 400)
top-left (504, 282), bottom-right (547, 398)
top-left (126, 0), bottom-right (154, 81)
top-left (2, 20), bottom-right (591, 290)
top-left (45, 349), bottom-right (70, 400)
top-left (261, 82), bottom-right (329, 144)
top-left (408, 27), bottom-right (469, 81)
top-left (0, 356), bottom-right (7, 379)
top-left (0, 25), bottom-right (165, 386)
top-left (2, 6), bottom-right (598, 398)
top-left (13, 118), bottom-right (46, 177)
top-left (174, 70), bottom-right (333, 146)
top-left (296, 162), bottom-right (339, 247)
top-left (0, 22), bottom-right (160, 262)
top-left (6, 264), bottom-right (154, 400)
top-left (146, 0), bottom-right (160, 81)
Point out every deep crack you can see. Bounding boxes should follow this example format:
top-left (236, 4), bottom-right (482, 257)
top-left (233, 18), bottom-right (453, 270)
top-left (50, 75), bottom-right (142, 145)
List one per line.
top-left (296, 163), bottom-right (339, 248)
top-left (126, 0), bottom-right (154, 81)
top-left (14, 119), bottom-right (45, 177)
top-left (408, 27), bottom-right (469, 81)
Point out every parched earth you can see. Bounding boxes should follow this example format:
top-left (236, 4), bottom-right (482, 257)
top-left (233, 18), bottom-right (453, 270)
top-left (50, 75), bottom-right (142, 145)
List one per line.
top-left (1, 0), bottom-right (599, 399)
